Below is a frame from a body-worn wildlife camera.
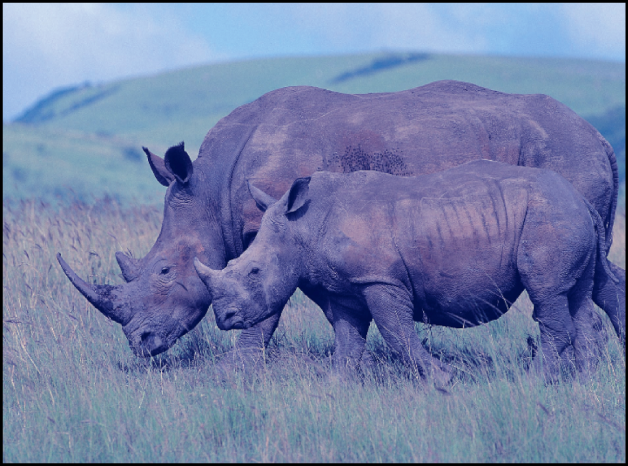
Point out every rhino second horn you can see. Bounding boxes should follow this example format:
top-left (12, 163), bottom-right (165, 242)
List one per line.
top-left (116, 251), bottom-right (140, 282)
top-left (56, 253), bottom-right (129, 325)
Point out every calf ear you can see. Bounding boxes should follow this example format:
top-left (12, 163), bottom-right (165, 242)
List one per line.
top-left (286, 177), bottom-right (311, 214)
top-left (248, 180), bottom-right (277, 212)
top-left (143, 147), bottom-right (175, 187)
top-left (164, 142), bottom-right (193, 185)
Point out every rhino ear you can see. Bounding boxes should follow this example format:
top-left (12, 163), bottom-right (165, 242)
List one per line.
top-left (164, 142), bottom-right (193, 185)
top-left (285, 177), bottom-right (311, 214)
top-left (143, 147), bottom-right (175, 187)
top-left (247, 180), bottom-right (278, 212)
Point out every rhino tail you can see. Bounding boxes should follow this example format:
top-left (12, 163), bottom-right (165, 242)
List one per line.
top-left (597, 133), bottom-right (618, 256)
top-left (584, 199), bottom-right (618, 285)
top-left (586, 196), bottom-right (626, 345)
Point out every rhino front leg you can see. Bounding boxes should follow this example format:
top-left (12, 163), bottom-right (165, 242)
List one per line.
top-left (362, 284), bottom-right (452, 386)
top-left (305, 287), bottom-right (375, 372)
top-left (220, 313), bottom-right (281, 372)
top-left (328, 299), bottom-right (370, 377)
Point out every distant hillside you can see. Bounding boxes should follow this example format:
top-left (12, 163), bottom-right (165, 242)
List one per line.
top-left (3, 51), bottom-right (625, 206)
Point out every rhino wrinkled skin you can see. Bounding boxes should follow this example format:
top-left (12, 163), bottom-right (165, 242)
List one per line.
top-left (195, 161), bottom-right (626, 382)
top-left (57, 81), bottom-right (623, 359)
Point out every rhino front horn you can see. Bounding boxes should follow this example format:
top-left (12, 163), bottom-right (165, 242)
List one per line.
top-left (194, 257), bottom-right (217, 289)
top-left (56, 253), bottom-right (130, 325)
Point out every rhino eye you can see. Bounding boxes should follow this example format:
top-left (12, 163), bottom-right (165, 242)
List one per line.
top-left (160, 267), bottom-right (171, 275)
top-left (249, 267), bottom-right (260, 276)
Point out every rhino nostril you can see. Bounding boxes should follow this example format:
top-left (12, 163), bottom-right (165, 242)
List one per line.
top-left (138, 332), bottom-right (166, 355)
top-left (140, 331), bottom-right (151, 343)
top-left (224, 310), bottom-right (236, 321)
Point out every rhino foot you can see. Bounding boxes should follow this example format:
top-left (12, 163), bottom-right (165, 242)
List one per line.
top-left (430, 361), bottom-right (454, 387)
top-left (213, 347), bottom-right (268, 379)
top-left (358, 348), bottom-right (376, 371)
top-left (328, 358), bottom-right (362, 384)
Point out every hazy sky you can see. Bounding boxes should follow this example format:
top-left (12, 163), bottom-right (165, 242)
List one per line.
top-left (3, 3), bottom-right (625, 122)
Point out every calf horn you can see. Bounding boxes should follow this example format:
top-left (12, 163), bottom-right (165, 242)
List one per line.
top-left (57, 253), bottom-right (130, 325)
top-left (194, 257), bottom-right (217, 292)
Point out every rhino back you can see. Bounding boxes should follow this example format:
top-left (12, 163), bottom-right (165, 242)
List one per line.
top-left (396, 175), bottom-right (530, 323)
top-left (193, 82), bottom-right (614, 258)
top-left (304, 163), bottom-right (544, 325)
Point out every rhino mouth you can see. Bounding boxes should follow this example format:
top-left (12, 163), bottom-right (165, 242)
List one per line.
top-left (131, 333), bottom-right (169, 357)
top-left (216, 307), bottom-right (245, 331)
top-left (126, 319), bottom-right (189, 358)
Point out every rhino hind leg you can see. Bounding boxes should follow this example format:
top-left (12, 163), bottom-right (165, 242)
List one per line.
top-left (520, 263), bottom-right (588, 382)
top-left (516, 199), bottom-right (607, 382)
top-left (570, 286), bottom-right (608, 378)
top-left (529, 294), bottom-right (579, 383)
top-left (567, 252), bottom-right (610, 378)
top-left (517, 240), bottom-right (580, 381)
top-left (362, 284), bottom-right (452, 386)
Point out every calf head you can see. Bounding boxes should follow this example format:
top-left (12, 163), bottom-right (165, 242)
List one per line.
top-left (194, 177), bottom-right (311, 330)
top-left (58, 143), bottom-right (223, 357)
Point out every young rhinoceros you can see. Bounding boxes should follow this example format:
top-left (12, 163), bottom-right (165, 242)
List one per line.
top-left (194, 160), bottom-right (625, 383)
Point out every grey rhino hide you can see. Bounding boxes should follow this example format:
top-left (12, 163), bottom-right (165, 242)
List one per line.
top-left (59, 81), bottom-right (623, 360)
top-left (196, 160), bottom-right (625, 382)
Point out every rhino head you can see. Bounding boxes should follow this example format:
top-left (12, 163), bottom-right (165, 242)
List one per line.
top-left (57, 142), bottom-right (224, 357)
top-left (194, 178), bottom-right (310, 331)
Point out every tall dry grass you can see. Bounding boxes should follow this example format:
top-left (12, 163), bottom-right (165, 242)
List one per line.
top-left (3, 199), bottom-right (625, 462)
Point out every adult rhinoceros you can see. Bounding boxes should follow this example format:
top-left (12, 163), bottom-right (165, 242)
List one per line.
top-left (57, 80), bottom-right (623, 360)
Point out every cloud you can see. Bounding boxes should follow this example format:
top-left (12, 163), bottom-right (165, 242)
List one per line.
top-left (283, 3), bottom-right (625, 60)
top-left (4, 3), bottom-right (624, 122)
top-left (366, 4), bottom-right (493, 53)
top-left (3, 3), bottom-right (220, 121)
top-left (560, 3), bottom-right (626, 60)
top-left (280, 4), bottom-right (499, 54)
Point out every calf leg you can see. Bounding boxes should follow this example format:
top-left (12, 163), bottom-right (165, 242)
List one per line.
top-left (569, 257), bottom-right (607, 377)
top-left (570, 296), bottom-right (606, 378)
top-left (362, 284), bottom-right (451, 385)
top-left (308, 289), bottom-right (375, 372)
top-left (517, 203), bottom-right (598, 381)
top-left (228, 313), bottom-right (281, 369)
top-left (329, 299), bottom-right (370, 376)
top-left (530, 294), bottom-right (577, 383)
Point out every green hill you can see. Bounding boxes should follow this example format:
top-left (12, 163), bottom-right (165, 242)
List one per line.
top-left (3, 52), bottom-right (625, 206)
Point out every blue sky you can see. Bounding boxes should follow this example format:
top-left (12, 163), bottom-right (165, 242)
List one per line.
top-left (3, 3), bottom-right (625, 122)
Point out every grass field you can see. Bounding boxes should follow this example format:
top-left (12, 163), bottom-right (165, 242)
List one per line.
top-left (3, 198), bottom-right (625, 462)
